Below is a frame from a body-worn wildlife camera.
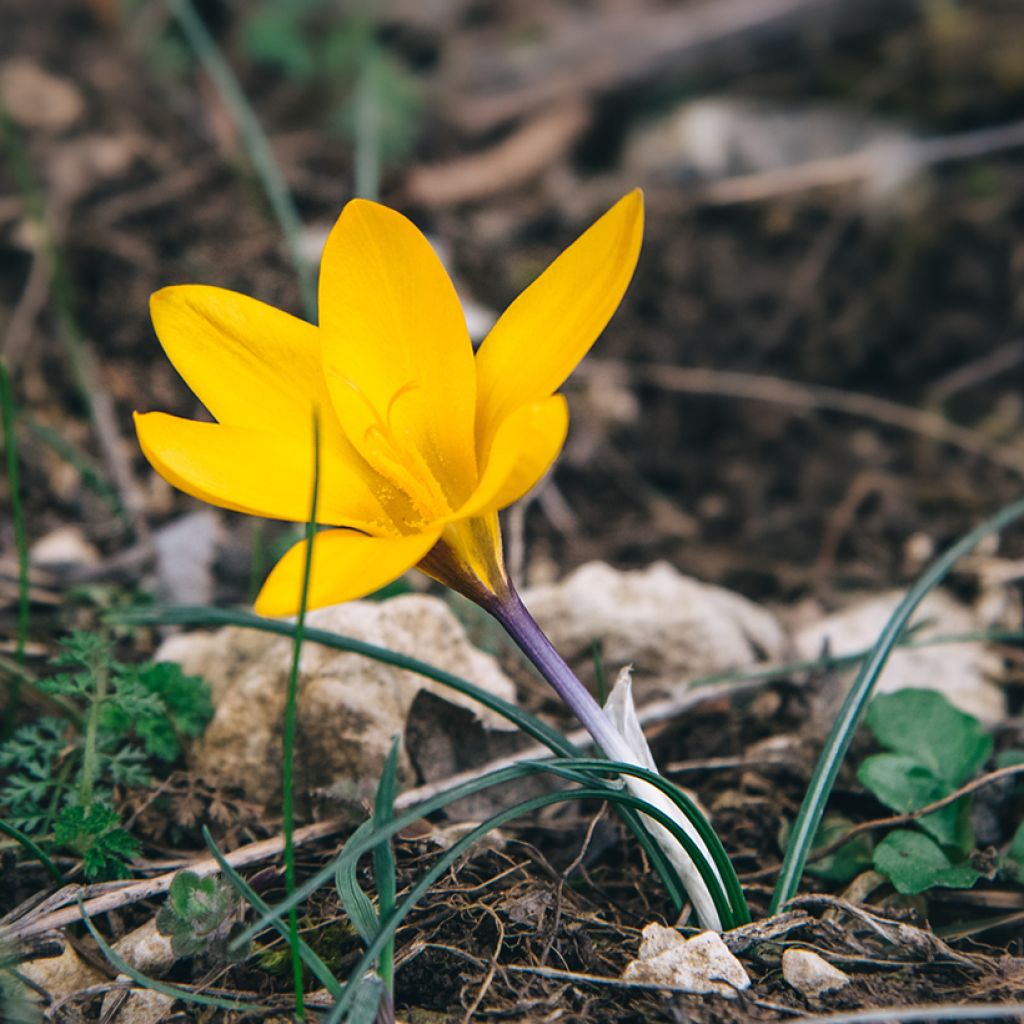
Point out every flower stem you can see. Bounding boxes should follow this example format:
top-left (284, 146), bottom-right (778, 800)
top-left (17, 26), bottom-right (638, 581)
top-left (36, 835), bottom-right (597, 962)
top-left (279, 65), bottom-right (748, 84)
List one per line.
top-left (485, 589), bottom-right (633, 763)
top-left (486, 585), bottom-right (726, 931)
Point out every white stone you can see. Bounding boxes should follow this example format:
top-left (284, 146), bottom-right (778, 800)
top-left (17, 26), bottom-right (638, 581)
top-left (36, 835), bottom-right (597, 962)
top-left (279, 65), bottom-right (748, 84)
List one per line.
top-left (29, 525), bottom-right (99, 569)
top-left (95, 919), bottom-right (177, 1023)
top-left (622, 924), bottom-right (750, 996)
top-left (157, 595), bottom-right (518, 809)
top-left (17, 943), bottom-right (104, 1004)
top-left (794, 589), bottom-right (1005, 725)
top-left (112, 918), bottom-right (176, 975)
top-left (103, 986), bottom-right (175, 1024)
top-left (153, 511), bottom-right (221, 606)
top-left (523, 561), bottom-right (787, 696)
top-left (782, 947), bottom-right (850, 997)
top-left (1, 58), bottom-right (84, 132)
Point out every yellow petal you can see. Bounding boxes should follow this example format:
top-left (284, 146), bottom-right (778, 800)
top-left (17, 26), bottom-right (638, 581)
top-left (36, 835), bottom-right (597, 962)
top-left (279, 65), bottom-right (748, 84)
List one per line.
top-left (318, 200), bottom-right (478, 510)
top-left (419, 513), bottom-right (508, 601)
top-left (150, 284), bottom-right (377, 496)
top-left (151, 285), bottom-right (327, 433)
top-left (474, 190), bottom-right (643, 450)
top-left (254, 527), bottom-right (441, 616)
top-left (135, 412), bottom-right (391, 530)
top-left (453, 396), bottom-right (568, 520)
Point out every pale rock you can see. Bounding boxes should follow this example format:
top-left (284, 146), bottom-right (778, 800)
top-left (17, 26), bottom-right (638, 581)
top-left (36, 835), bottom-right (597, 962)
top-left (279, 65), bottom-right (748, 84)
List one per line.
top-left (622, 924), bottom-right (750, 996)
top-left (622, 97), bottom-right (918, 200)
top-left (29, 525), bottom-right (100, 570)
top-left (1, 58), bottom-right (84, 132)
top-left (782, 947), bottom-right (850, 997)
top-left (523, 561), bottom-right (787, 695)
top-left (157, 595), bottom-right (518, 810)
top-left (112, 919), bottom-right (176, 975)
top-left (17, 943), bottom-right (104, 1004)
top-left (99, 920), bottom-right (176, 1023)
top-left (795, 589), bottom-right (1005, 726)
top-left (99, 986), bottom-right (175, 1024)
top-left (153, 511), bottom-right (221, 606)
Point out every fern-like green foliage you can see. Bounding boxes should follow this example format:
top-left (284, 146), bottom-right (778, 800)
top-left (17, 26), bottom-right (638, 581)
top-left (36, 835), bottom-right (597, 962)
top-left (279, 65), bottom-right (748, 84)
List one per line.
top-left (0, 632), bottom-right (213, 878)
top-left (52, 803), bottom-right (141, 879)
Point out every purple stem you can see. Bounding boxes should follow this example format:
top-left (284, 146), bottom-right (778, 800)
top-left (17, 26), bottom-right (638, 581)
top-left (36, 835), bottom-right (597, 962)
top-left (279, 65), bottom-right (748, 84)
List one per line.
top-left (485, 588), bottom-right (633, 763)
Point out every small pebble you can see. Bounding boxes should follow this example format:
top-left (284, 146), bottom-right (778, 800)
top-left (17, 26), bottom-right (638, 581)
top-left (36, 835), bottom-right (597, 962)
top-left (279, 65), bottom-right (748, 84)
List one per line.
top-left (782, 947), bottom-right (850, 997)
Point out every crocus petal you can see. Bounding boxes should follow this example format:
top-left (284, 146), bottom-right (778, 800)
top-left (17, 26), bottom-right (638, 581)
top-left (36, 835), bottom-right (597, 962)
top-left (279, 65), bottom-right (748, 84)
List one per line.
top-left (151, 285), bottom-right (329, 433)
top-left (453, 396), bottom-right (568, 521)
top-left (254, 527), bottom-right (442, 616)
top-left (318, 200), bottom-right (478, 509)
top-left (135, 412), bottom-right (391, 530)
top-left (474, 190), bottom-right (643, 451)
top-left (150, 284), bottom-right (373, 491)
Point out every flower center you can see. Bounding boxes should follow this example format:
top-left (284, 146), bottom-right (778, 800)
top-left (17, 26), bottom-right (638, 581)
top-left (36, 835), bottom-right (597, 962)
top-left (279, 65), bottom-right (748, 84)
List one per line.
top-left (339, 374), bottom-right (455, 528)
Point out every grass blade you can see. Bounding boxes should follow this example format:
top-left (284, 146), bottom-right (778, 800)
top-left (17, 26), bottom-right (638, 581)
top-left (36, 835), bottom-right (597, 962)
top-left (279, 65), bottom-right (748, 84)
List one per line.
top-left (107, 604), bottom-right (578, 757)
top-left (0, 819), bottom-right (63, 884)
top-left (166, 0), bottom-right (315, 318)
top-left (79, 901), bottom-right (273, 1012)
top-left (326, 780), bottom-right (733, 1020)
top-left (771, 493), bottom-right (1024, 912)
top-left (0, 360), bottom-right (28, 671)
top-left (201, 828), bottom-right (343, 999)
top-left (106, 607), bottom-right (693, 910)
top-left (372, 737), bottom-right (399, 991)
top-left (234, 758), bottom-right (733, 955)
top-left (279, 413), bottom-right (321, 1021)
top-left (549, 758), bottom-right (749, 926)
top-left (334, 819), bottom-right (383, 945)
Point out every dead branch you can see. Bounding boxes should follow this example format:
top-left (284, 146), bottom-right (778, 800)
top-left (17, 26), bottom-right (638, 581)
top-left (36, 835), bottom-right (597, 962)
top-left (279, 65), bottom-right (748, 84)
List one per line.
top-left (405, 102), bottom-right (590, 206)
top-left (445, 0), bottom-right (910, 133)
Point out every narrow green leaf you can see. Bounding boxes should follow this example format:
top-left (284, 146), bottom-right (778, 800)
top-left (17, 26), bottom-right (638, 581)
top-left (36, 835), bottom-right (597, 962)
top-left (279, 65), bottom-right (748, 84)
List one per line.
top-left (280, 411), bottom-right (320, 1023)
top-left (235, 757), bottom-right (740, 958)
top-left (108, 605), bottom-right (577, 758)
top-left (326, 782), bottom-right (732, 1020)
top-left (772, 494), bottom-right (1024, 913)
top-left (334, 819), bottom-right (382, 945)
top-left (0, 818), bottom-right (63, 883)
top-left (202, 829), bottom-right (343, 998)
top-left (80, 901), bottom-right (273, 1012)
top-left (372, 737), bottom-right (399, 990)
top-left (0, 359), bottom-right (28, 671)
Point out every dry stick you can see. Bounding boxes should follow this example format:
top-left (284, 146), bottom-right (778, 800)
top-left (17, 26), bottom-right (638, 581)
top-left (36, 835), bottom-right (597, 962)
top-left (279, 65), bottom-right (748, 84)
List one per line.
top-left (1, 246), bottom-right (50, 367)
top-left (809, 762), bottom-right (1024, 864)
top-left (698, 117), bottom-right (1024, 206)
top-left (2, 675), bottom-right (758, 943)
top-left (582, 360), bottom-right (1024, 479)
top-left (449, 0), bottom-right (901, 133)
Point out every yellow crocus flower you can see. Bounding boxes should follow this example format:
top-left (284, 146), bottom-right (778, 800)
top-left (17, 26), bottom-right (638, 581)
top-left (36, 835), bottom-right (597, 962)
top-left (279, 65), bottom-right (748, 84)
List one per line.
top-left (135, 188), bottom-right (738, 930)
top-left (135, 190), bottom-right (643, 615)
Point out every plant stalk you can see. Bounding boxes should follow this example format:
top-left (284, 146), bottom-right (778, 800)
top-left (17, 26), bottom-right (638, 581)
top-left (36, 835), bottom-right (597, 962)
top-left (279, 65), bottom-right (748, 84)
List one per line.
top-left (79, 648), bottom-right (110, 808)
top-left (486, 587), bottom-right (725, 930)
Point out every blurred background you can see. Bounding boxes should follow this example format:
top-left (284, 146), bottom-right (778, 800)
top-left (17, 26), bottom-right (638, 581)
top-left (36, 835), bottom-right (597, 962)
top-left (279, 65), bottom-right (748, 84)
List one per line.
top-left (3, 0), bottom-right (1024, 626)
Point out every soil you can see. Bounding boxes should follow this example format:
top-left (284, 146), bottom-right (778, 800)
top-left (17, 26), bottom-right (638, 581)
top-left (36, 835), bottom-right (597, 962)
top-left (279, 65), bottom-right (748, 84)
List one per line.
top-left (3, 0), bottom-right (1024, 1020)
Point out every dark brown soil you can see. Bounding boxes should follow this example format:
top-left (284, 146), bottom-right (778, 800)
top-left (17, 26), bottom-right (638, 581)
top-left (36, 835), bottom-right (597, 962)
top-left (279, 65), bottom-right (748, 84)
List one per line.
top-left (3, 0), bottom-right (1024, 1020)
